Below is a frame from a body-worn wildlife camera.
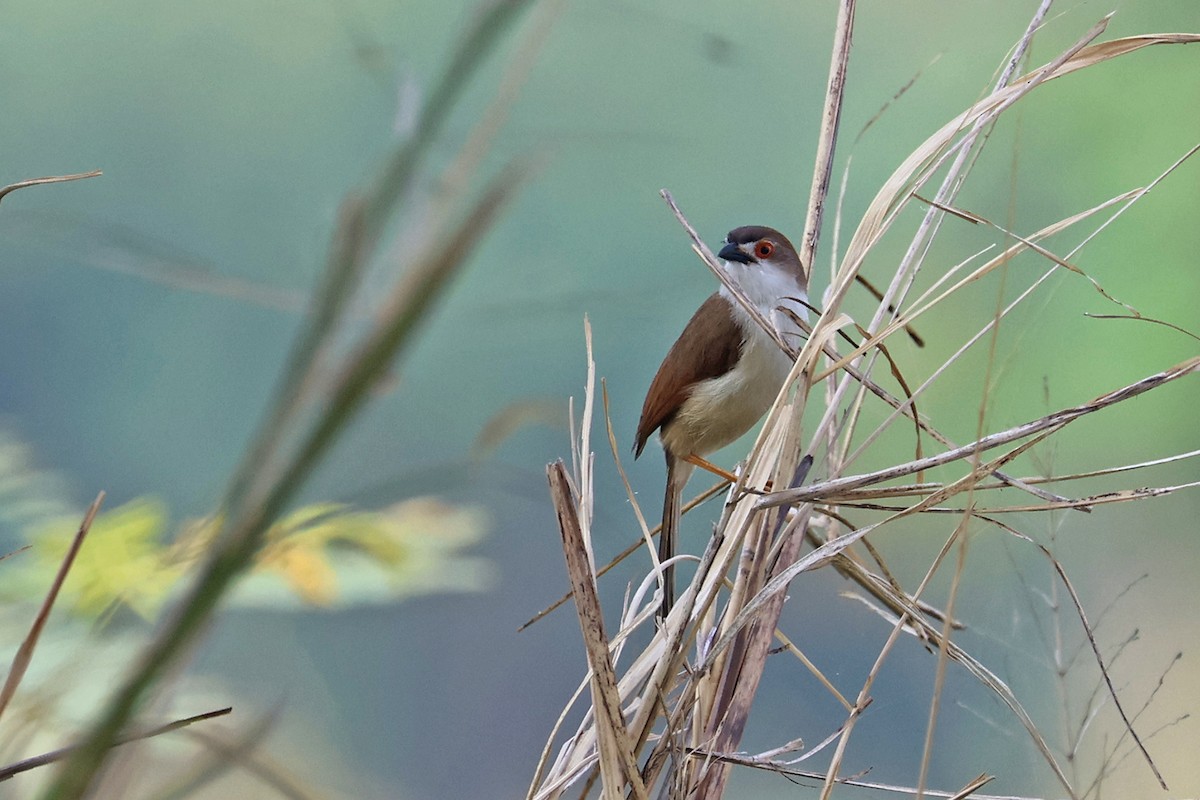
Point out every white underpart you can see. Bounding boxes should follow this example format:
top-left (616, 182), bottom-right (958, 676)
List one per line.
top-left (660, 258), bottom-right (808, 465)
top-left (721, 256), bottom-right (809, 349)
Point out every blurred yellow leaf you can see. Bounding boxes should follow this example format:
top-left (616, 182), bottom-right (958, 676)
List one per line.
top-left (31, 498), bottom-right (184, 620)
top-left (247, 497), bottom-right (491, 607)
top-left (16, 494), bottom-right (490, 618)
top-left (259, 541), bottom-right (338, 606)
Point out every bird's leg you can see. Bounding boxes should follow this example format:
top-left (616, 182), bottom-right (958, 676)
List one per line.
top-left (682, 454), bottom-right (773, 493)
top-left (682, 453), bottom-right (740, 484)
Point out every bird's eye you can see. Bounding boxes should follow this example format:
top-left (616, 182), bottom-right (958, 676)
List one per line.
top-left (755, 240), bottom-right (775, 259)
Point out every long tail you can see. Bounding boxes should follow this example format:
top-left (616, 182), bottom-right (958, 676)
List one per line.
top-left (659, 454), bottom-right (683, 619)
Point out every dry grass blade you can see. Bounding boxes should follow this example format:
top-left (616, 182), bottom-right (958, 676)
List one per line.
top-left (693, 513), bottom-right (819, 799)
top-left (867, 0), bottom-right (1051, 354)
top-left (816, 187), bottom-right (1143, 387)
top-left (1086, 311), bottom-right (1200, 343)
top-left (829, 447), bottom-right (1200, 504)
top-left (0, 492), bottom-right (104, 721)
top-left (825, 528), bottom-right (1078, 798)
top-left (846, 318), bottom-right (925, 462)
top-left (762, 355), bottom-right (1200, 508)
top-left (803, 231), bottom-right (1089, 510)
top-left (547, 461), bottom-right (647, 800)
top-left (0, 545), bottom-right (32, 563)
top-left (942, 628), bottom-right (1075, 795)
top-left (0, 171), bottom-right (101, 205)
top-left (820, 23), bottom-right (1200, 372)
top-left (1030, 448), bottom-right (1200, 483)
top-left (916, 194), bottom-right (1139, 312)
top-left (850, 272), bottom-right (926, 345)
top-left (174, 711), bottom-right (320, 800)
top-left (917, 511), bottom-right (971, 798)
top-left (624, 529), bottom-right (732, 788)
top-left (806, 521), bottom-right (959, 633)
top-left (681, 757), bottom-right (1013, 800)
top-left (0, 707), bottom-right (232, 782)
top-left (517, 481), bottom-right (727, 631)
top-left (841, 481), bottom-right (1200, 515)
top-left (948, 774), bottom-right (995, 799)
top-left (527, 525), bottom-right (726, 799)
top-left (799, 0), bottom-right (855, 273)
top-left (831, 16), bottom-right (1112, 324)
top-left (833, 181), bottom-right (1163, 515)
top-left (524, 670), bottom-right (591, 799)
top-left (145, 705), bottom-right (289, 800)
top-left (1066, 140), bottom-right (1200, 266)
top-left (825, 320), bottom-right (1074, 510)
top-left (772, 626), bottom-right (854, 711)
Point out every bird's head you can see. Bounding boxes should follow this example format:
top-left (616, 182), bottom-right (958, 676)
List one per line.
top-left (717, 225), bottom-right (808, 309)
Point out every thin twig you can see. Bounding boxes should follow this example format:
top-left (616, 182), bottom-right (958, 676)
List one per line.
top-left (146, 704), bottom-right (297, 800)
top-left (0, 493), bottom-right (105, 721)
top-left (762, 356), bottom-right (1200, 508)
top-left (0, 707), bottom-right (232, 782)
top-left (800, 0), bottom-right (855, 273)
top-left (1042, 545), bottom-right (1167, 788)
top-left (0, 171), bottom-right (101, 206)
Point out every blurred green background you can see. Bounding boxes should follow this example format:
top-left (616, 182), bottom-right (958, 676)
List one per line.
top-left (0, 1), bottom-right (1198, 798)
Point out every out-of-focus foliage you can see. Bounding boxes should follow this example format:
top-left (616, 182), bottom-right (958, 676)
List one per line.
top-left (242, 497), bottom-right (494, 609)
top-left (7, 494), bottom-right (490, 622)
top-left (31, 498), bottom-right (181, 620)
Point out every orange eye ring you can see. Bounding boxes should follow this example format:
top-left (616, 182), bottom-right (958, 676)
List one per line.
top-left (755, 240), bottom-right (775, 259)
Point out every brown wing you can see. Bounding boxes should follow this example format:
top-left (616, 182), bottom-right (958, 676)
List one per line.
top-left (634, 293), bottom-right (743, 457)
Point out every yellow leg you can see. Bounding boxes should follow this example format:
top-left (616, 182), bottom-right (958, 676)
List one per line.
top-left (682, 454), bottom-right (774, 491)
top-left (682, 453), bottom-right (740, 484)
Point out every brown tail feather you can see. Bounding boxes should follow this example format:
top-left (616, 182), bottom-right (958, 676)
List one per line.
top-left (659, 454), bottom-right (683, 618)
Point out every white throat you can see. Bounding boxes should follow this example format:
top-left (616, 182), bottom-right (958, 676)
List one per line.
top-left (719, 260), bottom-right (808, 350)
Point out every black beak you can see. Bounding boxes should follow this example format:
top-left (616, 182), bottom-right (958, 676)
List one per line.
top-left (718, 242), bottom-right (752, 263)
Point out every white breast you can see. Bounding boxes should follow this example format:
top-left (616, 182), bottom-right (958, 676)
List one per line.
top-left (660, 273), bottom-right (807, 459)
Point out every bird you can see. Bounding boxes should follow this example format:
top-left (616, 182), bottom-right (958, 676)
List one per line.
top-left (634, 225), bottom-right (808, 618)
